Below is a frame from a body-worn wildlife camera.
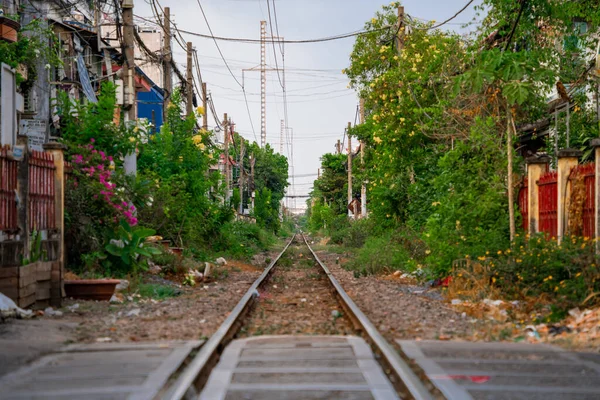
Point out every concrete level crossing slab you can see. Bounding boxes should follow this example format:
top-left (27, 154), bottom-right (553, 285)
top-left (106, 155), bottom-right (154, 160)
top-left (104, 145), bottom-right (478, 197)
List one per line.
top-left (397, 340), bottom-right (600, 400)
top-left (200, 335), bottom-right (399, 400)
top-left (0, 340), bottom-right (203, 400)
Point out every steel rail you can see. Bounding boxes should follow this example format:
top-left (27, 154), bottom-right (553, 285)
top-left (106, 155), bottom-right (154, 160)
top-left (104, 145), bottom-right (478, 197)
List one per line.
top-left (163, 233), bottom-right (433, 400)
top-left (301, 233), bottom-right (434, 400)
top-left (162, 235), bottom-right (295, 400)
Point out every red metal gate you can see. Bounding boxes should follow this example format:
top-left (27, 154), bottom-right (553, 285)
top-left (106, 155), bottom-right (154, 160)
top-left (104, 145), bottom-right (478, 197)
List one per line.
top-left (29, 150), bottom-right (56, 231)
top-left (569, 163), bottom-right (595, 238)
top-left (538, 171), bottom-right (558, 238)
top-left (0, 147), bottom-right (18, 232)
top-left (518, 177), bottom-right (528, 231)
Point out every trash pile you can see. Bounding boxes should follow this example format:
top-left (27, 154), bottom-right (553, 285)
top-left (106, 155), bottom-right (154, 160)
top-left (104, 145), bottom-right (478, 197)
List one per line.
top-left (526, 307), bottom-right (600, 346)
top-left (450, 298), bottom-right (518, 323)
top-left (0, 292), bottom-right (33, 320)
top-left (449, 295), bottom-right (600, 349)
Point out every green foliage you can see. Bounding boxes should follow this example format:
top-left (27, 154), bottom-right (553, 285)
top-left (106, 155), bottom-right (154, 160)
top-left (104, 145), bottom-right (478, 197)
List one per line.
top-left (345, 234), bottom-right (410, 277)
top-left (0, 19), bottom-right (61, 87)
top-left (481, 234), bottom-right (600, 309)
top-left (422, 119), bottom-right (512, 276)
top-left (254, 188), bottom-right (280, 232)
top-left (212, 221), bottom-right (275, 260)
top-left (21, 230), bottom-right (46, 265)
top-left (308, 1), bottom-right (600, 306)
top-left (58, 82), bottom-right (139, 157)
top-left (137, 283), bottom-right (179, 300)
top-left (104, 220), bottom-right (161, 276)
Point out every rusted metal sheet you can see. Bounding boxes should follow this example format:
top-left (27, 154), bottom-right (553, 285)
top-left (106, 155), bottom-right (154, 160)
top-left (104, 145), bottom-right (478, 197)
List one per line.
top-left (0, 146), bottom-right (18, 231)
top-left (538, 171), bottom-right (558, 238)
top-left (569, 163), bottom-right (595, 238)
top-left (28, 150), bottom-right (56, 231)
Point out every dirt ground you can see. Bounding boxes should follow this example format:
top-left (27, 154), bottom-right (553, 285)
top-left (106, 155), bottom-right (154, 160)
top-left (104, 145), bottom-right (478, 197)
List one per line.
top-left (315, 250), bottom-right (478, 343)
top-left (60, 262), bottom-right (262, 343)
top-left (0, 252), bottom-right (281, 377)
top-left (239, 240), bottom-right (354, 337)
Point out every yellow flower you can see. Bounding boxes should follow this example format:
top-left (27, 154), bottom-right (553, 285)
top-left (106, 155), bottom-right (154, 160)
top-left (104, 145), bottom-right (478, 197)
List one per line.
top-left (192, 134), bottom-right (203, 144)
top-left (129, 137), bottom-right (136, 143)
top-left (373, 136), bottom-right (382, 144)
top-left (196, 106), bottom-right (205, 115)
top-left (371, 18), bottom-right (377, 24)
top-left (497, 250), bottom-right (502, 255)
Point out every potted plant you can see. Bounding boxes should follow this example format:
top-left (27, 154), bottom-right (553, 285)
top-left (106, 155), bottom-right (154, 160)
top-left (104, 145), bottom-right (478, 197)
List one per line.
top-left (0, 14), bottom-right (20, 43)
top-left (65, 221), bottom-right (161, 300)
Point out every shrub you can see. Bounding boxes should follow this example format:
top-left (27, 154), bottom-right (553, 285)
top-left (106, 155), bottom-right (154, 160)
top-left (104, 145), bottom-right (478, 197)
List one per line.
top-left (491, 234), bottom-right (600, 308)
top-left (345, 234), bottom-right (411, 276)
top-left (212, 221), bottom-right (275, 260)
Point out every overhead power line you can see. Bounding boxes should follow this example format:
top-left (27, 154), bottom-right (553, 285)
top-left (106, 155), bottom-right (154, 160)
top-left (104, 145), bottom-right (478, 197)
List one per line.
top-left (406, 0), bottom-right (477, 30)
top-left (175, 26), bottom-right (393, 44)
top-left (194, 0), bottom-right (243, 88)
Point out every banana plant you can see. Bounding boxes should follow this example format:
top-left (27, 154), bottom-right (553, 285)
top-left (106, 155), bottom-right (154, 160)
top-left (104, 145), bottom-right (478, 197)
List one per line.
top-left (105, 220), bottom-right (162, 270)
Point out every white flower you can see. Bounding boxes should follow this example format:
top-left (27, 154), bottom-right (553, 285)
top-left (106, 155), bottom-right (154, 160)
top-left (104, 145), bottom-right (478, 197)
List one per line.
top-left (34, 49), bottom-right (40, 56)
top-left (44, 64), bottom-right (51, 70)
top-left (110, 239), bottom-right (125, 248)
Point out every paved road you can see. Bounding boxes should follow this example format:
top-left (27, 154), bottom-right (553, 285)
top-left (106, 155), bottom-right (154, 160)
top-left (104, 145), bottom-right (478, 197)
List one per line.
top-left (201, 335), bottom-right (398, 400)
top-left (398, 340), bottom-right (600, 400)
top-left (2, 337), bottom-right (600, 399)
top-left (0, 341), bottom-right (202, 400)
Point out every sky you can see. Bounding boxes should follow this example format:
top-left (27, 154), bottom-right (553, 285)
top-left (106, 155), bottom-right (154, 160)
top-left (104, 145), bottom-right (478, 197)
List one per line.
top-left (133, 0), bottom-right (483, 211)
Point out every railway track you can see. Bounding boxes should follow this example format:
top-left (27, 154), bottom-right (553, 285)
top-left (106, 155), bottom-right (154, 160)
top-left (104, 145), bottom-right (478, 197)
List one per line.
top-left (162, 233), bottom-right (433, 400)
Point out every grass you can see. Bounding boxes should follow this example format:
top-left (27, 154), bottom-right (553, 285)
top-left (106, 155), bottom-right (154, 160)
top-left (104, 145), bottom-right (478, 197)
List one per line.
top-left (137, 283), bottom-right (179, 300)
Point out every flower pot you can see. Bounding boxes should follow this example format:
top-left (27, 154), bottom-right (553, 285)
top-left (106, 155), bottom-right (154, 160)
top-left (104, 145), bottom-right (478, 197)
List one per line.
top-left (0, 17), bottom-right (20, 43)
top-left (159, 240), bottom-right (171, 249)
top-left (64, 279), bottom-right (121, 301)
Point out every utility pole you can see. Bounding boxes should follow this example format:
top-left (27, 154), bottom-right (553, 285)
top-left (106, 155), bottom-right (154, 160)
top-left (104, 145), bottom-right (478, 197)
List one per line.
top-left (260, 20), bottom-right (267, 147)
top-left (186, 42), bottom-right (193, 118)
top-left (250, 152), bottom-right (255, 211)
top-left (202, 82), bottom-right (208, 130)
top-left (122, 0), bottom-right (136, 176)
top-left (242, 21), bottom-right (283, 148)
top-left (397, 6), bottom-right (405, 54)
top-left (224, 113), bottom-right (230, 203)
top-left (347, 122), bottom-right (353, 218)
top-left (280, 119), bottom-right (285, 154)
top-left (336, 139), bottom-right (341, 155)
top-left (238, 138), bottom-right (245, 215)
top-left (360, 98), bottom-right (367, 218)
top-left (163, 7), bottom-right (172, 121)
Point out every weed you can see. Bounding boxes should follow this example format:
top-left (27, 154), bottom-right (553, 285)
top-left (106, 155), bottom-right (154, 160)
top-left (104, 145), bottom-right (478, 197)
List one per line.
top-left (137, 283), bottom-right (179, 300)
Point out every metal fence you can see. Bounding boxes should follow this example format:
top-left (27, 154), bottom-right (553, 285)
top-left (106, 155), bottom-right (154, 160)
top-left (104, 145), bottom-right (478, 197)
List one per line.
top-left (29, 150), bottom-right (56, 231)
top-left (0, 146), bottom-right (18, 232)
top-left (538, 171), bottom-right (558, 238)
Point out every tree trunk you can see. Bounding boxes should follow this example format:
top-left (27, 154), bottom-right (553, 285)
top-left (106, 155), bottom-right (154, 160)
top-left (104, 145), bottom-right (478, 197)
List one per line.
top-left (507, 108), bottom-right (516, 242)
